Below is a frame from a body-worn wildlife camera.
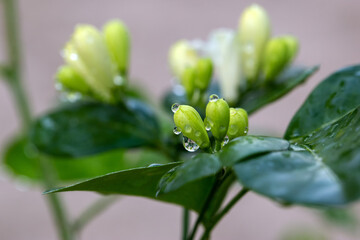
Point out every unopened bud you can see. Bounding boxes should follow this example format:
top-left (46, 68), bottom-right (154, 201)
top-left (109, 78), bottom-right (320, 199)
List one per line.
top-left (181, 67), bottom-right (197, 100)
top-left (63, 25), bottom-right (116, 102)
top-left (55, 65), bottom-right (90, 94)
top-left (169, 40), bottom-right (199, 79)
top-left (103, 20), bottom-right (131, 76)
top-left (227, 108), bottom-right (248, 140)
top-left (173, 104), bottom-right (210, 149)
top-left (282, 35), bottom-right (299, 62)
top-left (239, 4), bottom-right (270, 81)
top-left (194, 58), bottom-right (213, 92)
top-left (205, 95), bottom-right (230, 141)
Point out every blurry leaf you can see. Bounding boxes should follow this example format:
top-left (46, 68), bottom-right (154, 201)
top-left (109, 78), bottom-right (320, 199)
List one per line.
top-left (45, 163), bottom-right (216, 212)
top-left (157, 153), bottom-right (222, 194)
top-left (237, 65), bottom-right (319, 114)
top-left (3, 136), bottom-right (169, 183)
top-left (320, 208), bottom-right (358, 231)
top-left (280, 228), bottom-right (327, 240)
top-left (232, 65), bottom-right (360, 206)
top-left (30, 99), bottom-right (160, 157)
top-left (285, 65), bottom-right (360, 139)
top-left (220, 136), bottom-right (290, 167)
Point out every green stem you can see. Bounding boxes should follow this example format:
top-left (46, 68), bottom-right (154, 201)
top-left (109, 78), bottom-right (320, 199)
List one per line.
top-left (182, 208), bottom-right (190, 240)
top-left (201, 188), bottom-right (249, 238)
top-left (72, 196), bottom-right (119, 233)
top-left (2, 1), bottom-right (74, 239)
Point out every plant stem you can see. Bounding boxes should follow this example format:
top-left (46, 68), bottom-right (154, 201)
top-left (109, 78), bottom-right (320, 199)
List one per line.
top-left (1, 1), bottom-right (74, 239)
top-left (201, 187), bottom-right (249, 238)
top-left (182, 208), bottom-right (190, 240)
top-left (72, 196), bottom-right (119, 233)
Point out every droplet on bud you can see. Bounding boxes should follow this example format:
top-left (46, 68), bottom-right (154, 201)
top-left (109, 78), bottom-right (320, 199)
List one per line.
top-left (113, 75), bottom-right (124, 86)
top-left (173, 126), bottom-right (182, 135)
top-left (183, 136), bottom-right (200, 152)
top-left (171, 103), bottom-right (180, 113)
top-left (222, 135), bottom-right (229, 147)
top-left (209, 94), bottom-right (219, 102)
top-left (244, 127), bottom-right (249, 134)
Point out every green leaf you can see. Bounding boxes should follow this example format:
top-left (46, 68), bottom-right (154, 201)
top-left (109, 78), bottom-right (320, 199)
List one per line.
top-left (45, 163), bottom-right (216, 212)
top-left (220, 136), bottom-right (290, 167)
top-left (285, 65), bottom-right (360, 139)
top-left (320, 207), bottom-right (358, 231)
top-left (3, 136), bottom-right (169, 183)
top-left (233, 65), bottom-right (360, 206)
top-left (157, 153), bottom-right (222, 194)
top-left (236, 65), bottom-right (318, 114)
top-left (30, 99), bottom-right (160, 157)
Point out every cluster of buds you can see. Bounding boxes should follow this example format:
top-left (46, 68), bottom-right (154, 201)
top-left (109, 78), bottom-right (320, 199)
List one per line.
top-left (172, 94), bottom-right (248, 152)
top-left (168, 4), bottom-right (299, 105)
top-left (169, 41), bottom-right (213, 104)
top-left (56, 20), bottom-right (131, 103)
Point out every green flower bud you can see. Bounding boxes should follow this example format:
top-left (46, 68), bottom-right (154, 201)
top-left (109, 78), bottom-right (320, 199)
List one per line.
top-left (282, 35), bottom-right (299, 62)
top-left (103, 20), bottom-right (131, 77)
top-left (63, 25), bottom-right (116, 103)
top-left (263, 37), bottom-right (289, 81)
top-left (55, 65), bottom-right (90, 94)
top-left (172, 104), bottom-right (210, 149)
top-left (205, 95), bottom-right (230, 141)
top-left (194, 58), bottom-right (213, 92)
top-left (181, 67), bottom-right (196, 100)
top-left (239, 4), bottom-right (270, 81)
top-left (169, 40), bottom-right (199, 79)
top-left (227, 108), bottom-right (248, 140)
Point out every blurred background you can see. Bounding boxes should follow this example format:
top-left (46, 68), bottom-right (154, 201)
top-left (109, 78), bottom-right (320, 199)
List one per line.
top-left (1, 0), bottom-right (360, 239)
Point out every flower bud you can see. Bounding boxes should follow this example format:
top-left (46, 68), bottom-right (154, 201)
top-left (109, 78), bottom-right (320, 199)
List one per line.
top-left (63, 25), bottom-right (117, 102)
top-left (206, 29), bottom-right (242, 103)
top-left (181, 67), bottom-right (196, 99)
top-left (194, 58), bottom-right (213, 92)
top-left (173, 104), bottom-right (210, 149)
top-left (169, 40), bottom-right (199, 79)
top-left (205, 95), bottom-right (230, 141)
top-left (263, 37), bottom-right (288, 81)
top-left (227, 108), bottom-right (248, 140)
top-left (238, 4), bottom-right (270, 82)
top-left (103, 20), bottom-right (131, 76)
top-left (282, 35), bottom-right (299, 62)
top-left (55, 65), bottom-right (90, 94)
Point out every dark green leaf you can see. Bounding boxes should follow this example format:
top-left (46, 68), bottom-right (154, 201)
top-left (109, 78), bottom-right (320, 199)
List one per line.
top-left (45, 163), bottom-right (216, 212)
top-left (157, 153), bottom-right (222, 194)
top-left (3, 136), bottom-right (169, 183)
top-left (285, 65), bottom-right (360, 139)
top-left (220, 136), bottom-right (290, 167)
top-left (30, 99), bottom-right (160, 157)
top-left (237, 65), bottom-right (318, 114)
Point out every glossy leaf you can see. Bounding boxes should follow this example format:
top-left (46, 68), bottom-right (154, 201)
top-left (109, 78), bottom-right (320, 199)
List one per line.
top-left (3, 136), bottom-right (169, 183)
top-left (220, 136), bottom-right (289, 167)
top-left (30, 99), bottom-right (160, 157)
top-left (157, 153), bottom-right (222, 194)
top-left (285, 65), bottom-right (360, 139)
top-left (45, 162), bottom-right (216, 212)
top-left (237, 65), bottom-right (318, 114)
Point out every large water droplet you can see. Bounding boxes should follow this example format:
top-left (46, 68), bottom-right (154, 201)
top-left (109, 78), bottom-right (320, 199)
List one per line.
top-left (183, 136), bottom-right (200, 152)
top-left (222, 136), bottom-right (229, 147)
top-left (173, 126), bottom-right (182, 135)
top-left (171, 103), bottom-right (180, 113)
top-left (209, 94), bottom-right (219, 102)
top-left (228, 124), bottom-right (237, 135)
top-left (204, 118), bottom-right (211, 131)
top-left (184, 125), bottom-right (192, 134)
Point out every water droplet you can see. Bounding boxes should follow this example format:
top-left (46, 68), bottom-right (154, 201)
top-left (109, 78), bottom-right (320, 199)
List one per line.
top-left (55, 82), bottom-right (63, 91)
top-left (244, 127), bottom-right (249, 135)
top-left (113, 75), bottom-right (124, 86)
top-left (219, 126), bottom-right (226, 132)
top-left (195, 131), bottom-right (201, 137)
top-left (204, 118), bottom-right (211, 131)
top-left (173, 126), bottom-right (182, 135)
top-left (183, 136), bottom-right (200, 152)
top-left (228, 124), bottom-right (237, 135)
top-left (209, 94), bottom-right (219, 102)
top-left (222, 136), bottom-right (229, 147)
top-left (184, 125), bottom-right (192, 134)
top-left (65, 92), bottom-right (82, 103)
top-left (171, 103), bottom-right (180, 113)
top-left (148, 163), bottom-right (163, 167)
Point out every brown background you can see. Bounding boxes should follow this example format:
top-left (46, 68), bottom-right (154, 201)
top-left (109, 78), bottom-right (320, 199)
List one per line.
top-left (1, 0), bottom-right (360, 239)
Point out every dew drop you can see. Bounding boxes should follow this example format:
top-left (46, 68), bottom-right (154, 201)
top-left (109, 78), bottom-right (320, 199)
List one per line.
top-left (222, 136), bottom-right (229, 147)
top-left (204, 118), bottom-right (211, 131)
top-left (113, 75), bottom-right (124, 86)
top-left (66, 92), bottom-right (82, 103)
top-left (171, 103), bottom-right (180, 113)
top-left (195, 131), bottom-right (201, 137)
top-left (209, 94), bottom-right (219, 102)
top-left (148, 163), bottom-right (163, 167)
top-left (228, 124), bottom-right (237, 135)
top-left (183, 136), bottom-right (200, 152)
top-left (173, 126), bottom-right (182, 135)
top-left (244, 127), bottom-right (249, 135)
top-left (184, 125), bottom-right (192, 134)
